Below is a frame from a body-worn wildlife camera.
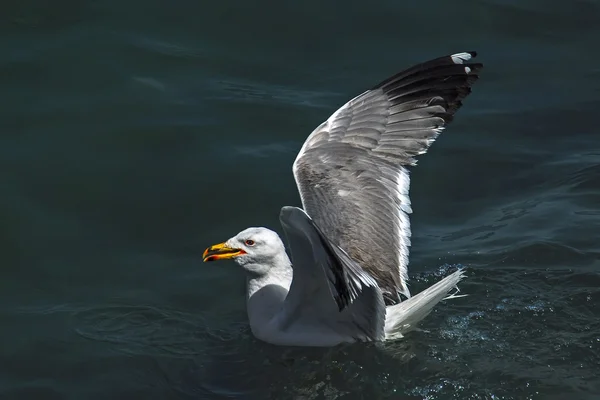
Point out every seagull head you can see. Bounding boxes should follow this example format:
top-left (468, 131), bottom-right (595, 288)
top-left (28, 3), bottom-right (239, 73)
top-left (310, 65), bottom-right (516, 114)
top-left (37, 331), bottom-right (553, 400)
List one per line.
top-left (203, 227), bottom-right (286, 275)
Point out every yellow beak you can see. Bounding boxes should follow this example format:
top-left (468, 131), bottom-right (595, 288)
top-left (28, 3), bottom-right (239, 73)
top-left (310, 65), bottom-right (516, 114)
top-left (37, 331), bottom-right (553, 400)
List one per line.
top-left (203, 242), bottom-right (246, 262)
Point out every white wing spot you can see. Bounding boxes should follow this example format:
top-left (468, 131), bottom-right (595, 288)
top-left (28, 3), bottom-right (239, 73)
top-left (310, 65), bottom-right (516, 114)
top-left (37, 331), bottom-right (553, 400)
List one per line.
top-left (465, 66), bottom-right (471, 74)
top-left (451, 52), bottom-right (473, 64)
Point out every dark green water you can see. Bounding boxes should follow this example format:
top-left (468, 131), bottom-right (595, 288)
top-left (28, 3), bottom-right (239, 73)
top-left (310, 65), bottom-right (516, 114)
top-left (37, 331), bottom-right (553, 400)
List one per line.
top-left (2, 1), bottom-right (600, 399)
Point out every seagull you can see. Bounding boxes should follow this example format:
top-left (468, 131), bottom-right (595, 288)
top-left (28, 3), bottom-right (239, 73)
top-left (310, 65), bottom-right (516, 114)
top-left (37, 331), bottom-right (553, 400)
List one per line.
top-left (203, 51), bottom-right (483, 347)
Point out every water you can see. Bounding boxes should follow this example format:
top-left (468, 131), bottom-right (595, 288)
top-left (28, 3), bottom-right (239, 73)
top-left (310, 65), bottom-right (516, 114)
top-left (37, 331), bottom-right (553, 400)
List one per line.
top-left (1, 0), bottom-right (599, 398)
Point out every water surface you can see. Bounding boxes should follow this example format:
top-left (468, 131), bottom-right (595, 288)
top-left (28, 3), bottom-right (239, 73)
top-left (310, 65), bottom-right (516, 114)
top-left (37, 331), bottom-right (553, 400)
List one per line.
top-left (1, 0), bottom-right (599, 398)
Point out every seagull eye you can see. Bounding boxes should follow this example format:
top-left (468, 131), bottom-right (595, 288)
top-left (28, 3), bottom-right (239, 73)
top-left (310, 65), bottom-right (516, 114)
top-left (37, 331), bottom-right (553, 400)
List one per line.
top-left (245, 239), bottom-right (255, 246)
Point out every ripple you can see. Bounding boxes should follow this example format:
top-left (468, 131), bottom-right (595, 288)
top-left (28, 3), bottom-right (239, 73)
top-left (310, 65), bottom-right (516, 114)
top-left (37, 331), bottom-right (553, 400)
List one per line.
top-left (488, 241), bottom-right (595, 267)
top-left (71, 304), bottom-right (248, 359)
top-left (441, 224), bottom-right (506, 242)
top-left (232, 142), bottom-right (298, 158)
top-left (209, 78), bottom-right (337, 108)
top-left (122, 33), bottom-right (203, 59)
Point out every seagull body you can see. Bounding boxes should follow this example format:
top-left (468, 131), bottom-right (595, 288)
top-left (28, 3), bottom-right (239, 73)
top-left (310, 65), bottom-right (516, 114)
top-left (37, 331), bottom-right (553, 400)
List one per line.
top-left (203, 52), bottom-right (483, 347)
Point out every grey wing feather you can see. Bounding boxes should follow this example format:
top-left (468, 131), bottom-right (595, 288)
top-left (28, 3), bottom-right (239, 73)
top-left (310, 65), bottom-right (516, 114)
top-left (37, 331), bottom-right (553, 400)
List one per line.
top-left (292, 52), bottom-right (483, 304)
top-left (279, 206), bottom-right (385, 342)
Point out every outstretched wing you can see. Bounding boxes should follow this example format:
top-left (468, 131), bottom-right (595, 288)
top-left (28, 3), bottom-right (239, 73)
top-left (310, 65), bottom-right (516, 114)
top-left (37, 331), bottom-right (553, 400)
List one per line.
top-left (292, 52), bottom-right (483, 304)
top-left (277, 206), bottom-right (385, 346)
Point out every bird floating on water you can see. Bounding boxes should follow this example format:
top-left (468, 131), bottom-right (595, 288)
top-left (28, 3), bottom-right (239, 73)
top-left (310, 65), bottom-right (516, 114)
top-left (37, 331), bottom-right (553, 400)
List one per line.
top-left (203, 51), bottom-right (483, 347)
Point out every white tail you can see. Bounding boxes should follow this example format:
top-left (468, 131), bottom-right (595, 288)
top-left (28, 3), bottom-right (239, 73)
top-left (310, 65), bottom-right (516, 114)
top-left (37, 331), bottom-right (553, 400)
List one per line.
top-left (384, 269), bottom-right (467, 340)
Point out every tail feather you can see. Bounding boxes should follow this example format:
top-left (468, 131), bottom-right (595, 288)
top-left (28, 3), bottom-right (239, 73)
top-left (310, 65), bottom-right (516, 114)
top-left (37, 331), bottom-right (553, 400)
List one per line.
top-left (384, 269), bottom-right (466, 340)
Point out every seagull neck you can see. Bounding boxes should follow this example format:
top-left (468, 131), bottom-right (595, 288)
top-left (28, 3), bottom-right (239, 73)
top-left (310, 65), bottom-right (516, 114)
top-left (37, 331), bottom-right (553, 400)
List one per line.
top-left (245, 252), bottom-right (293, 300)
top-left (244, 252), bottom-right (293, 337)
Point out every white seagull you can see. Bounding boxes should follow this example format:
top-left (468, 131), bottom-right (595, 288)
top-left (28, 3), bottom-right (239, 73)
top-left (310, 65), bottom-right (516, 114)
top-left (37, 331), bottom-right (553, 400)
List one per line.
top-left (203, 51), bottom-right (483, 347)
